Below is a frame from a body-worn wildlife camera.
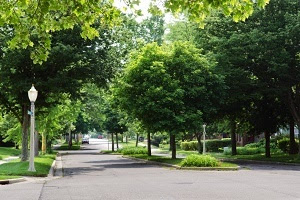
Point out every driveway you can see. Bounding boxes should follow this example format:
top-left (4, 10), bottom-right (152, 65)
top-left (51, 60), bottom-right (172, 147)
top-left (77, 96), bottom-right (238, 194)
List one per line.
top-left (1, 138), bottom-right (300, 200)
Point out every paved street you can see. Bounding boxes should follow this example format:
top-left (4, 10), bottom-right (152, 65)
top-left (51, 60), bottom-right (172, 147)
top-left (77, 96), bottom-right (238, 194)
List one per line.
top-left (1, 138), bottom-right (300, 200)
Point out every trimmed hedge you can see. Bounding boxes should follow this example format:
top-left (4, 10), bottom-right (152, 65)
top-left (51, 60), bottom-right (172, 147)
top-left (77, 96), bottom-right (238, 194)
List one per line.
top-left (180, 139), bottom-right (231, 152)
top-left (180, 154), bottom-right (221, 167)
top-left (224, 147), bottom-right (265, 155)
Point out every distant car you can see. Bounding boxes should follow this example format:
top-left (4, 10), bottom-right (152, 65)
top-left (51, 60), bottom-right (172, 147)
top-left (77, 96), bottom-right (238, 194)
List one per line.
top-left (98, 135), bottom-right (103, 139)
top-left (82, 137), bottom-right (89, 144)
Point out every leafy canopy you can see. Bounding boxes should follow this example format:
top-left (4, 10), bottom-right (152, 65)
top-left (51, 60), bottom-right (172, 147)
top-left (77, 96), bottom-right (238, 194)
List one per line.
top-left (0, 0), bottom-right (270, 63)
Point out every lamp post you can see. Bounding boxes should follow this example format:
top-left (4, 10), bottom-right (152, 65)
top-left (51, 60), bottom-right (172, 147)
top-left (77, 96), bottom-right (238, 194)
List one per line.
top-left (203, 124), bottom-right (206, 155)
top-left (28, 85), bottom-right (38, 172)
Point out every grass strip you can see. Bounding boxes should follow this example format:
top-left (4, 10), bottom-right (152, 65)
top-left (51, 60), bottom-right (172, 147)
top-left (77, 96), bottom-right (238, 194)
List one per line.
top-left (211, 153), bottom-right (300, 164)
top-left (0, 154), bottom-right (56, 177)
top-left (128, 154), bottom-right (238, 168)
top-left (0, 147), bottom-right (21, 160)
top-left (0, 175), bottom-right (21, 180)
top-left (56, 143), bottom-right (81, 150)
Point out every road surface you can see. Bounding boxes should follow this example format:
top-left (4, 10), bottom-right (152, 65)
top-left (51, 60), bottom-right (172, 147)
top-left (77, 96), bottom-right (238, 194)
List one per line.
top-left (1, 138), bottom-right (300, 200)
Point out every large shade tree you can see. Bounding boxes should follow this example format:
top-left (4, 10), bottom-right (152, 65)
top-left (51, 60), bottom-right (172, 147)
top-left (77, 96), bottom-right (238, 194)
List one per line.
top-left (113, 42), bottom-right (225, 158)
top-left (0, 0), bottom-right (269, 63)
top-left (0, 24), bottom-right (117, 160)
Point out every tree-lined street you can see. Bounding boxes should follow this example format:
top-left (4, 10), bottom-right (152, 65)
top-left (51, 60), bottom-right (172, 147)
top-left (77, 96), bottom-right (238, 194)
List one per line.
top-left (1, 139), bottom-right (300, 200)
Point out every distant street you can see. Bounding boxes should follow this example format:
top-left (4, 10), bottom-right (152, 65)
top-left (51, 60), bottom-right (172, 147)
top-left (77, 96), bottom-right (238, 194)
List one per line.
top-left (1, 138), bottom-right (300, 200)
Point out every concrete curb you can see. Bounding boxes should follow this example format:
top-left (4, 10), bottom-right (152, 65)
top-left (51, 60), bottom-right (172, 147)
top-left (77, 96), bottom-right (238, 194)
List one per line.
top-left (48, 153), bottom-right (63, 177)
top-left (48, 159), bottom-right (56, 177)
top-left (55, 153), bottom-right (63, 177)
top-left (0, 178), bottom-right (26, 185)
top-left (221, 158), bottom-right (300, 166)
top-left (123, 156), bottom-right (240, 171)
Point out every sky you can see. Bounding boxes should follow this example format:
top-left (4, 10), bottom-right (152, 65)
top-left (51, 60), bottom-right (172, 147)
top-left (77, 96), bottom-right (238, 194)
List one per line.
top-left (113, 0), bottom-right (175, 23)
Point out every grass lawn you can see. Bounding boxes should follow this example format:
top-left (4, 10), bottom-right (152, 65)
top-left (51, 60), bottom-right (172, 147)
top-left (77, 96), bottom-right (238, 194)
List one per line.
top-left (100, 150), bottom-right (121, 154)
top-left (211, 152), bottom-right (300, 164)
top-left (0, 147), bottom-right (21, 160)
top-left (0, 154), bottom-right (56, 177)
top-left (56, 143), bottom-right (81, 150)
top-left (0, 175), bottom-right (21, 180)
top-left (128, 154), bottom-right (238, 167)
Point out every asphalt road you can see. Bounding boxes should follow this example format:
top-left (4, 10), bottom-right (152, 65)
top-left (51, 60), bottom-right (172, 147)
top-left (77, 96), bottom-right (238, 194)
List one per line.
top-left (1, 138), bottom-right (300, 200)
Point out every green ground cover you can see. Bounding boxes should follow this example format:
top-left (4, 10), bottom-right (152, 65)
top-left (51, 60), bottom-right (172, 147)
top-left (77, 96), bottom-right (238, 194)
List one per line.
top-left (128, 154), bottom-right (237, 168)
top-left (211, 152), bottom-right (300, 164)
top-left (0, 147), bottom-right (21, 160)
top-left (57, 143), bottom-right (81, 150)
top-left (0, 154), bottom-right (56, 177)
top-left (0, 175), bottom-right (21, 180)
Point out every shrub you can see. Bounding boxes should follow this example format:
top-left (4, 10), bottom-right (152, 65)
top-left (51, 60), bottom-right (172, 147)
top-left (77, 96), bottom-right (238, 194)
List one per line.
top-left (180, 139), bottom-right (231, 152)
top-left (151, 134), bottom-right (168, 147)
top-left (278, 138), bottom-right (289, 153)
top-left (277, 138), bottom-right (299, 153)
top-left (119, 146), bottom-right (147, 155)
top-left (180, 154), bottom-right (221, 167)
top-left (181, 141), bottom-right (199, 151)
top-left (206, 139), bottom-right (231, 152)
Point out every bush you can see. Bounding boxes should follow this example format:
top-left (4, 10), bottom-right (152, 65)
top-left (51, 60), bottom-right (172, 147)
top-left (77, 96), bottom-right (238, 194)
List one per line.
top-left (118, 146), bottom-right (148, 155)
top-left (278, 138), bottom-right (289, 153)
top-left (224, 147), bottom-right (264, 155)
top-left (181, 141), bottom-right (199, 151)
top-left (180, 139), bottom-right (231, 152)
top-left (277, 138), bottom-right (299, 153)
top-left (180, 154), bottom-right (221, 167)
top-left (151, 134), bottom-right (168, 147)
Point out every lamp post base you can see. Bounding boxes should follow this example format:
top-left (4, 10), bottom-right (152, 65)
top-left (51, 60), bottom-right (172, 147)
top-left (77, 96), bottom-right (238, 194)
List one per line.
top-left (28, 166), bottom-right (36, 172)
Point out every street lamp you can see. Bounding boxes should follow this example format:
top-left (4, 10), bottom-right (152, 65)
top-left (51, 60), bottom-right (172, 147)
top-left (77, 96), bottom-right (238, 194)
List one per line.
top-left (28, 85), bottom-right (38, 172)
top-left (203, 124), bottom-right (206, 155)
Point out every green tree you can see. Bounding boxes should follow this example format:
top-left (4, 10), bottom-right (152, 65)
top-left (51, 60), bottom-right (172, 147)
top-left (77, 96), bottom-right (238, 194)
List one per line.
top-left (0, 0), bottom-right (269, 63)
top-left (113, 42), bottom-right (225, 158)
top-left (0, 25), bottom-right (116, 160)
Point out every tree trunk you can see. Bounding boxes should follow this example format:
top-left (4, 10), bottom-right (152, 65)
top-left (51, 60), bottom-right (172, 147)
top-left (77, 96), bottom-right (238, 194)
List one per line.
top-left (111, 133), bottom-right (114, 152)
top-left (21, 104), bottom-right (29, 161)
top-left (126, 135), bottom-right (128, 143)
top-left (116, 133), bottom-right (119, 149)
top-left (68, 130), bottom-right (72, 150)
top-left (171, 134), bottom-right (176, 159)
top-left (136, 133), bottom-right (139, 147)
top-left (147, 132), bottom-right (151, 156)
top-left (195, 132), bottom-right (201, 154)
top-left (265, 131), bottom-right (271, 158)
top-left (230, 120), bottom-right (237, 156)
top-left (289, 120), bottom-right (298, 154)
top-left (41, 132), bottom-right (46, 154)
top-left (169, 134), bottom-right (173, 151)
top-left (34, 131), bottom-right (39, 157)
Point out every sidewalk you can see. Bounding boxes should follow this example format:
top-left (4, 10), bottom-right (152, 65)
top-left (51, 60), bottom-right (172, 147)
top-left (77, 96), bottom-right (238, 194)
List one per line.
top-left (0, 156), bottom-right (19, 165)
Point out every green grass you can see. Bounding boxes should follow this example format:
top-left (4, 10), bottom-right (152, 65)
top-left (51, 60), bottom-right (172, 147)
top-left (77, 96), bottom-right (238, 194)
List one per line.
top-left (0, 147), bottom-right (21, 159)
top-left (177, 150), bottom-right (199, 156)
top-left (0, 154), bottom-right (56, 177)
top-left (56, 143), bottom-right (81, 150)
top-left (100, 150), bottom-right (121, 155)
top-left (129, 154), bottom-right (183, 165)
top-left (211, 152), bottom-right (300, 164)
top-left (0, 175), bottom-right (21, 180)
top-left (127, 154), bottom-right (238, 168)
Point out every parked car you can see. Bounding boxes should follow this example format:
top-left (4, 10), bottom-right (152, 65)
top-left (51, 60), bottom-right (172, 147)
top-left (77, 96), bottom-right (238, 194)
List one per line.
top-left (98, 135), bottom-right (103, 139)
top-left (82, 137), bottom-right (89, 144)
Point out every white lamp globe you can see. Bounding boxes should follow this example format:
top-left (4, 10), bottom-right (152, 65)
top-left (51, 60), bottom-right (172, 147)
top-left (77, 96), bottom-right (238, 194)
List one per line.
top-left (28, 85), bottom-right (38, 102)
